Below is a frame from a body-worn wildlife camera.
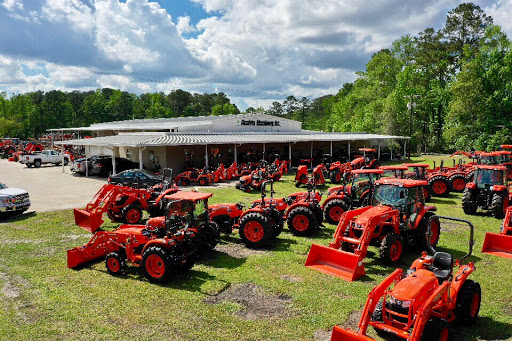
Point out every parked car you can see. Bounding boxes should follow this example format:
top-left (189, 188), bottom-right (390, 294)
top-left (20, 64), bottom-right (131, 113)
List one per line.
top-left (19, 150), bottom-right (71, 168)
top-left (108, 169), bottom-right (161, 188)
top-left (70, 155), bottom-right (107, 174)
top-left (90, 157), bottom-right (139, 177)
top-left (0, 182), bottom-right (30, 218)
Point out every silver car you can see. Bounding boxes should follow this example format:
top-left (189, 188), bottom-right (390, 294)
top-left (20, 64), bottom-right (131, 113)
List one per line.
top-left (0, 182), bottom-right (31, 217)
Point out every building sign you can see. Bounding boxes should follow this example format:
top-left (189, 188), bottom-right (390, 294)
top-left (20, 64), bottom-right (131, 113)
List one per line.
top-left (237, 119), bottom-right (281, 127)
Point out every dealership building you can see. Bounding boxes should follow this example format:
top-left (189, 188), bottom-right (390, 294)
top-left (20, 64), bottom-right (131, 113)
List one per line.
top-left (53, 113), bottom-right (409, 173)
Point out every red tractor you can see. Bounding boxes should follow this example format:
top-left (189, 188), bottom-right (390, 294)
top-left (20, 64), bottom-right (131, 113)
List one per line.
top-left (68, 191), bottom-right (219, 283)
top-left (403, 163), bottom-right (450, 198)
top-left (321, 169), bottom-right (383, 225)
top-left (236, 161), bottom-right (282, 192)
top-left (331, 216), bottom-right (480, 341)
top-left (74, 169), bottom-right (178, 232)
top-left (175, 166), bottom-right (219, 186)
top-left (482, 205), bottom-right (512, 259)
top-left (462, 165), bottom-right (511, 218)
top-left (379, 165), bottom-right (407, 179)
top-left (306, 178), bottom-right (440, 281)
top-left (358, 148), bottom-right (380, 168)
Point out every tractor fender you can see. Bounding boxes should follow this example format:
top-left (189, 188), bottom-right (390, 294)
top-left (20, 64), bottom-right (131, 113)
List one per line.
top-left (239, 207), bottom-right (264, 220)
top-left (466, 182), bottom-right (477, 190)
top-left (286, 202), bottom-right (311, 215)
top-left (141, 238), bottom-right (176, 255)
top-left (449, 263), bottom-right (476, 309)
top-left (492, 185), bottom-right (506, 192)
top-left (413, 206), bottom-right (438, 229)
top-left (448, 171), bottom-right (466, 179)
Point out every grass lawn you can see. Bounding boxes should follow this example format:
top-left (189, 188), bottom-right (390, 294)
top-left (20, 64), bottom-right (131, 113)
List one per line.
top-left (1, 155), bottom-right (511, 340)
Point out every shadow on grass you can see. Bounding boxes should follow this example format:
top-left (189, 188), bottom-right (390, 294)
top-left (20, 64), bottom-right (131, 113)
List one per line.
top-left (198, 249), bottom-right (247, 269)
top-left (451, 316), bottom-right (512, 341)
top-left (0, 210), bottom-right (36, 223)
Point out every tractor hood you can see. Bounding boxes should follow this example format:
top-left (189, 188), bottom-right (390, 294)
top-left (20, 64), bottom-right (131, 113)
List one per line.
top-left (391, 269), bottom-right (438, 303)
top-left (354, 205), bottom-right (394, 226)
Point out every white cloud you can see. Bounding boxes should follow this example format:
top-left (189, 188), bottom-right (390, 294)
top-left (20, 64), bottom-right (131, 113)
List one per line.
top-left (41, 0), bottom-right (94, 32)
top-left (2, 0), bottom-right (23, 11)
top-left (176, 15), bottom-right (195, 34)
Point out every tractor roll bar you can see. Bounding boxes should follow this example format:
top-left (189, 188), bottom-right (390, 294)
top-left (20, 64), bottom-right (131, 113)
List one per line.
top-left (427, 215), bottom-right (475, 265)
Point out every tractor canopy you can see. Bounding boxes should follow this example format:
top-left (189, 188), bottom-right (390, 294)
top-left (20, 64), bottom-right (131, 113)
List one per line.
top-left (495, 151), bottom-right (512, 163)
top-left (473, 166), bottom-right (506, 186)
top-left (164, 191), bottom-right (213, 202)
top-left (373, 179), bottom-right (426, 208)
top-left (479, 152), bottom-right (499, 165)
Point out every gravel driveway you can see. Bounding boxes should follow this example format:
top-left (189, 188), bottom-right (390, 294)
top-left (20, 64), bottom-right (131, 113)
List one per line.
top-left (0, 159), bottom-right (106, 212)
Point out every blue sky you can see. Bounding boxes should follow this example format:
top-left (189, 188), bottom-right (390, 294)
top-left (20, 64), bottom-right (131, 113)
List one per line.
top-left (0, 0), bottom-right (511, 110)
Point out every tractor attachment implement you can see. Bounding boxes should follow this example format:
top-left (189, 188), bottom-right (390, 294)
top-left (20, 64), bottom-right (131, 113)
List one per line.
top-left (482, 206), bottom-right (512, 259)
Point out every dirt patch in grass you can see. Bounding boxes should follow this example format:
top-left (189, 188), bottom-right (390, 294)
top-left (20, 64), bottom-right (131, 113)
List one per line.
top-left (344, 310), bottom-right (362, 330)
top-left (280, 275), bottom-right (304, 283)
top-left (441, 221), bottom-right (459, 233)
top-left (313, 328), bottom-right (333, 341)
top-left (214, 243), bottom-right (269, 259)
top-left (204, 283), bottom-right (293, 320)
top-left (0, 272), bottom-right (23, 299)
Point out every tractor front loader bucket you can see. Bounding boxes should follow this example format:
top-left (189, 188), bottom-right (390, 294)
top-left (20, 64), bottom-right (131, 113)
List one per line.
top-left (331, 326), bottom-right (375, 341)
top-left (67, 232), bottom-right (112, 268)
top-left (482, 232), bottom-right (512, 259)
top-left (73, 208), bottom-right (103, 233)
top-left (305, 243), bottom-right (365, 281)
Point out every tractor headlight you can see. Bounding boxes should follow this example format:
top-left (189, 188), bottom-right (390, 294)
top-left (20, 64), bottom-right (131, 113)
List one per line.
top-left (389, 296), bottom-right (411, 308)
top-left (490, 186), bottom-right (494, 191)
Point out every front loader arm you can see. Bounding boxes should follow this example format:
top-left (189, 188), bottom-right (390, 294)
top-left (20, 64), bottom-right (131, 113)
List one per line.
top-left (330, 207), bottom-right (372, 249)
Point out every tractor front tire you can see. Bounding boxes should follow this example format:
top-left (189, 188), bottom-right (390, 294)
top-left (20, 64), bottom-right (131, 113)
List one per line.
top-left (287, 206), bottom-right (318, 236)
top-left (450, 174), bottom-right (467, 192)
top-left (455, 279), bottom-right (481, 326)
top-left (491, 193), bottom-right (508, 219)
top-left (323, 199), bottom-right (347, 225)
top-left (198, 222), bottom-right (221, 252)
top-left (462, 188), bottom-right (477, 215)
top-left (416, 212), bottom-right (441, 250)
top-left (122, 204), bottom-right (143, 224)
top-left (142, 246), bottom-right (174, 283)
top-left (105, 251), bottom-right (126, 276)
top-left (180, 178), bottom-right (189, 186)
top-left (199, 177), bottom-right (209, 186)
top-left (420, 318), bottom-right (449, 341)
top-left (429, 176), bottom-right (450, 197)
top-left (239, 212), bottom-right (272, 248)
top-left (379, 233), bottom-right (404, 265)
top-left (330, 170), bottom-right (342, 184)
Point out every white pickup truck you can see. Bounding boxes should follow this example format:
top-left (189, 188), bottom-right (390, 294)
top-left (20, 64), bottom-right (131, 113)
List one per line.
top-left (20, 150), bottom-right (70, 168)
top-left (0, 182), bottom-right (30, 218)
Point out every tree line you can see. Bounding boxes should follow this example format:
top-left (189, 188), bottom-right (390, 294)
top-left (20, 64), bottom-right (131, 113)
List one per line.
top-left (1, 3), bottom-right (511, 152)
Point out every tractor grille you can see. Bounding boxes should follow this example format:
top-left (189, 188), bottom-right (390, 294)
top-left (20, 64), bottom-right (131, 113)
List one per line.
top-left (386, 304), bottom-right (410, 324)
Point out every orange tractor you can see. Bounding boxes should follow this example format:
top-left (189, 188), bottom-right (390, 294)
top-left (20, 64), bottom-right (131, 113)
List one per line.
top-left (331, 216), bottom-right (480, 341)
top-left (306, 178), bottom-right (440, 281)
top-left (482, 205), bottom-right (512, 259)
top-left (74, 169), bottom-right (178, 232)
top-left (379, 165), bottom-right (407, 179)
top-left (322, 169), bottom-right (383, 225)
top-left (462, 165), bottom-right (511, 218)
top-left (68, 191), bottom-right (219, 283)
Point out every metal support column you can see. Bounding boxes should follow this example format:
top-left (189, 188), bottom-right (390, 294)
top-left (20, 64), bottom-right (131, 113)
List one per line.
top-left (348, 142), bottom-right (351, 160)
top-left (404, 141), bottom-right (407, 159)
top-left (85, 146), bottom-right (89, 177)
top-left (111, 148), bottom-right (117, 175)
top-left (263, 143), bottom-right (266, 160)
top-left (330, 141), bottom-right (333, 158)
top-left (139, 148), bottom-right (143, 170)
top-left (378, 144), bottom-right (381, 160)
top-left (390, 144), bottom-right (393, 160)
top-left (205, 144), bottom-right (209, 169)
top-left (288, 143), bottom-right (292, 161)
top-left (61, 144), bottom-right (65, 173)
top-left (234, 144), bottom-right (238, 163)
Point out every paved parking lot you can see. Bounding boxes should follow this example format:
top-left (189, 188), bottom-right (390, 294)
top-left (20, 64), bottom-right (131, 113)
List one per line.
top-left (0, 159), bottom-right (107, 212)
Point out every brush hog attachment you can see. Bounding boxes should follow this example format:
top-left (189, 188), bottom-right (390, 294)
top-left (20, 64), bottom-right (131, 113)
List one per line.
top-left (331, 326), bottom-right (375, 341)
top-left (73, 208), bottom-right (103, 233)
top-left (305, 243), bottom-right (365, 282)
top-left (482, 233), bottom-right (512, 259)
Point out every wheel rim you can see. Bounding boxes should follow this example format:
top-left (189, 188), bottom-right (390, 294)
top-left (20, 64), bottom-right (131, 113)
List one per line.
top-left (430, 220), bottom-right (440, 245)
top-left (470, 293), bottom-right (480, 317)
top-left (181, 179), bottom-right (187, 185)
top-left (244, 221), bottom-right (265, 242)
top-left (200, 179), bottom-right (206, 185)
top-left (107, 257), bottom-right (120, 272)
top-left (452, 178), bottom-right (466, 191)
top-left (146, 254), bottom-right (165, 278)
top-left (432, 181), bottom-right (447, 195)
top-left (329, 206), bottom-right (344, 222)
top-left (389, 240), bottom-right (402, 261)
top-left (439, 328), bottom-right (449, 341)
top-left (335, 173), bottom-right (341, 182)
top-left (126, 208), bottom-right (141, 224)
top-left (292, 214), bottom-right (309, 231)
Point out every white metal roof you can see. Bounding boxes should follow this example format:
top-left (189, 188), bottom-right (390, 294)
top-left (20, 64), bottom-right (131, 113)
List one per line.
top-left (56, 131), bottom-right (409, 147)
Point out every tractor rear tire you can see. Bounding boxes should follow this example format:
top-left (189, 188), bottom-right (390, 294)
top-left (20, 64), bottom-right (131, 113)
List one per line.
top-left (122, 204), bottom-right (143, 224)
top-left (428, 176), bottom-right (450, 197)
top-left (287, 206), bottom-right (318, 236)
top-left (180, 178), bottom-right (189, 186)
top-left (462, 188), bottom-right (477, 215)
top-left (379, 233), bottom-right (404, 265)
top-left (268, 210), bottom-right (284, 238)
top-left (142, 246), bottom-right (174, 283)
top-left (466, 170), bottom-right (475, 182)
top-left (330, 169), bottom-right (342, 184)
top-left (455, 279), bottom-right (481, 326)
top-left (450, 174), bottom-right (467, 193)
top-left (323, 199), bottom-right (348, 225)
top-left (198, 222), bottom-right (221, 252)
top-left (491, 193), bottom-right (508, 219)
top-left (239, 212), bottom-right (272, 248)
top-left (420, 318), bottom-right (449, 341)
top-left (105, 251), bottom-right (126, 276)
top-left (416, 212), bottom-right (441, 250)
top-left (199, 177), bottom-right (209, 186)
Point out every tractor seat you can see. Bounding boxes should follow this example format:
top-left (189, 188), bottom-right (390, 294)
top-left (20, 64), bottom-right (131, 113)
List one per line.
top-left (432, 252), bottom-right (453, 283)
